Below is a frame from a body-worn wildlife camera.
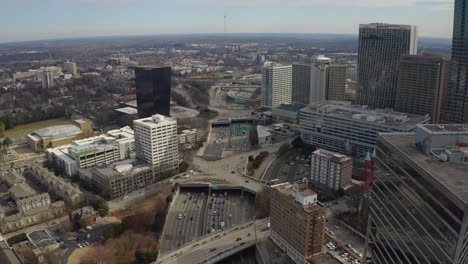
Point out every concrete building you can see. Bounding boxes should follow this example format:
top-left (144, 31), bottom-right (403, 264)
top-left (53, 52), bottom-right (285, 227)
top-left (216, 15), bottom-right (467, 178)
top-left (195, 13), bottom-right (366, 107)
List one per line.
top-left (310, 56), bottom-right (331, 104)
top-left (367, 124), bottom-right (468, 264)
top-left (299, 101), bottom-right (430, 157)
top-left (178, 128), bottom-right (205, 145)
top-left (134, 114), bottom-right (179, 174)
top-left (135, 66), bottom-right (171, 118)
top-left (292, 64), bottom-right (312, 106)
top-left (27, 119), bottom-right (94, 152)
top-left (63, 61), bottom-right (78, 76)
top-left (270, 180), bottom-right (326, 264)
top-left (91, 162), bottom-right (153, 199)
top-left (261, 64), bottom-right (292, 108)
top-left (327, 65), bottom-right (347, 101)
top-left (395, 54), bottom-right (450, 123)
top-left (257, 125), bottom-right (272, 145)
top-left (46, 128), bottom-right (134, 177)
top-left (310, 149), bottom-right (352, 191)
top-left (357, 23), bottom-right (418, 109)
top-left (271, 104), bottom-right (303, 124)
top-left (444, 0), bottom-right (468, 123)
top-left (41, 70), bottom-right (54, 89)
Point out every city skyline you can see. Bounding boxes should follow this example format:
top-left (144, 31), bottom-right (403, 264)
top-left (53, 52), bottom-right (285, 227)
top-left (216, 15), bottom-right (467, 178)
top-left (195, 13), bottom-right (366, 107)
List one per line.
top-left (1, 0), bottom-right (454, 43)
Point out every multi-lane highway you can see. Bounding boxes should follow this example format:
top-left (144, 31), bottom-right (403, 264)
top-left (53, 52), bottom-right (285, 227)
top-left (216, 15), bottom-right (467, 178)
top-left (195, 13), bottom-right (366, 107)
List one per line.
top-left (157, 218), bottom-right (270, 264)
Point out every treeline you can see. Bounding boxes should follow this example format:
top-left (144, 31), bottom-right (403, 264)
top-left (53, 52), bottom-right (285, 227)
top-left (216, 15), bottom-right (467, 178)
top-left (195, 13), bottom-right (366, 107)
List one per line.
top-left (0, 105), bottom-right (66, 131)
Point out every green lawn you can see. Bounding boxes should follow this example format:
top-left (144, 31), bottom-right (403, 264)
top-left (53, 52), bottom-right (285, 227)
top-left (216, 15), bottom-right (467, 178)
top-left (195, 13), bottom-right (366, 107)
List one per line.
top-left (199, 110), bottom-right (219, 120)
top-left (4, 118), bottom-right (76, 139)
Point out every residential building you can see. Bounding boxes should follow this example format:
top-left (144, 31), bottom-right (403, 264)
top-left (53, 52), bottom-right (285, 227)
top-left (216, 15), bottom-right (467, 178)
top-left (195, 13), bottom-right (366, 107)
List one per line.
top-left (270, 180), bottom-right (326, 264)
top-left (395, 54), bottom-right (450, 123)
top-left (135, 66), bottom-right (171, 118)
top-left (41, 70), bottom-right (54, 89)
top-left (444, 0), bottom-right (468, 123)
top-left (91, 162), bottom-right (153, 199)
top-left (310, 56), bottom-right (331, 104)
top-left (357, 23), bottom-right (418, 109)
top-left (134, 114), bottom-right (179, 174)
top-left (310, 149), bottom-right (352, 191)
top-left (327, 65), bottom-right (347, 101)
top-left (292, 64), bottom-right (312, 106)
top-left (299, 101), bottom-right (429, 157)
top-left (367, 124), bottom-right (468, 264)
top-left (27, 119), bottom-right (94, 152)
top-left (261, 64), bottom-right (292, 108)
top-left (63, 61), bottom-right (78, 76)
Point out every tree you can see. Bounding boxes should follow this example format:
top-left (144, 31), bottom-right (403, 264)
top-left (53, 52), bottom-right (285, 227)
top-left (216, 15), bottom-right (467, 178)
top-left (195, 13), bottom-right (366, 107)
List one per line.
top-left (3, 137), bottom-right (12, 147)
top-left (0, 122), bottom-right (5, 136)
top-left (135, 249), bottom-right (158, 264)
top-left (90, 195), bottom-right (109, 216)
top-left (255, 187), bottom-right (272, 219)
top-left (346, 185), bottom-right (366, 214)
top-left (79, 219), bottom-right (88, 229)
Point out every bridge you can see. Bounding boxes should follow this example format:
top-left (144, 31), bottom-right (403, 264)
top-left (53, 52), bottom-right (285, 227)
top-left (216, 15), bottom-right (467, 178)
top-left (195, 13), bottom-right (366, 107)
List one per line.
top-left (157, 218), bottom-right (270, 264)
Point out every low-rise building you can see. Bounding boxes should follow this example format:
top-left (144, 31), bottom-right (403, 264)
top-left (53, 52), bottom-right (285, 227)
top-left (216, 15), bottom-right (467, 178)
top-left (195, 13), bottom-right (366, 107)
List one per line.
top-left (310, 149), bottom-right (352, 191)
top-left (271, 104), bottom-right (303, 124)
top-left (257, 126), bottom-right (272, 145)
top-left (270, 180), bottom-right (326, 264)
top-left (178, 128), bottom-right (204, 145)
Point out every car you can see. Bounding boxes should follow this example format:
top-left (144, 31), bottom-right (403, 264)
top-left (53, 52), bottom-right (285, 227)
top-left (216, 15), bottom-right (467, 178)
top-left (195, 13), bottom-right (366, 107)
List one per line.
top-left (121, 195), bottom-right (129, 200)
top-left (235, 238), bottom-right (242, 241)
top-left (85, 226), bottom-right (92, 230)
top-left (347, 244), bottom-right (352, 248)
top-left (210, 248), bottom-right (217, 252)
top-left (169, 179), bottom-right (174, 183)
top-left (245, 180), bottom-right (249, 183)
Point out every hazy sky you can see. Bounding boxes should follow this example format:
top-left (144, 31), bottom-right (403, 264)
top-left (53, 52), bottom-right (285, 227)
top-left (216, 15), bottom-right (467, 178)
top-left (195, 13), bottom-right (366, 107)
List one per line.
top-left (0, 0), bottom-right (454, 43)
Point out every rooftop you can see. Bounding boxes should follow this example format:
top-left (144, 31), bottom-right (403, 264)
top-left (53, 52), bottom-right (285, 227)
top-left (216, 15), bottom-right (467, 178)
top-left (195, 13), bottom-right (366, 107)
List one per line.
top-left (360, 23), bottom-right (415, 30)
top-left (115, 107), bottom-right (138, 115)
top-left (136, 65), bottom-right (170, 69)
top-left (380, 132), bottom-right (468, 206)
top-left (418, 124), bottom-right (468, 134)
top-left (313, 149), bottom-right (352, 163)
top-left (32, 125), bottom-right (82, 140)
top-left (276, 104), bottom-right (303, 112)
top-left (303, 101), bottom-right (429, 129)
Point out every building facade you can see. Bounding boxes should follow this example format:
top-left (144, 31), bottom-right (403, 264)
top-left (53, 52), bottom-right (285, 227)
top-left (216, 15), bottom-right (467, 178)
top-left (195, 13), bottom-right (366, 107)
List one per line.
top-left (41, 70), bottom-right (54, 89)
top-left (134, 114), bottom-right (179, 174)
top-left (444, 0), bottom-right (468, 123)
top-left (261, 64), bottom-right (292, 108)
top-left (357, 23), bottom-right (418, 109)
top-left (135, 66), bottom-right (171, 118)
top-left (367, 124), bottom-right (468, 264)
top-left (310, 149), bottom-right (352, 191)
top-left (395, 54), bottom-right (450, 123)
top-left (292, 64), bottom-right (312, 106)
top-left (299, 101), bottom-right (429, 157)
top-left (63, 61), bottom-right (78, 76)
top-left (327, 65), bottom-right (347, 101)
top-left (310, 56), bottom-right (331, 104)
top-left (270, 181), bottom-right (326, 264)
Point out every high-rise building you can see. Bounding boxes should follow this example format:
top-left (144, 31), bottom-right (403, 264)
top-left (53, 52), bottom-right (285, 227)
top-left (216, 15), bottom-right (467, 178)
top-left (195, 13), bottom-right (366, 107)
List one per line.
top-left (63, 61), bottom-right (78, 76)
top-left (292, 64), bottom-right (312, 106)
top-left (41, 70), bottom-right (54, 89)
top-left (367, 124), bottom-right (468, 264)
top-left (299, 101), bottom-right (430, 157)
top-left (395, 54), bottom-right (450, 123)
top-left (444, 0), bottom-right (468, 123)
top-left (310, 149), bottom-right (352, 191)
top-left (310, 56), bottom-right (331, 103)
top-left (270, 180), bottom-right (326, 264)
top-left (133, 114), bottom-right (179, 174)
top-left (357, 23), bottom-right (418, 109)
top-left (135, 66), bottom-right (171, 118)
top-left (327, 65), bottom-right (347, 101)
top-left (261, 64), bottom-right (292, 108)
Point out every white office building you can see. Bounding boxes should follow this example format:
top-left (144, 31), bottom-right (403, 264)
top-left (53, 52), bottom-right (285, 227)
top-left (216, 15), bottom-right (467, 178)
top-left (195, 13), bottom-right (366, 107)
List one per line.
top-left (134, 114), bottom-right (179, 173)
top-left (63, 61), bottom-right (78, 76)
top-left (261, 64), bottom-right (292, 108)
top-left (299, 101), bottom-right (430, 157)
top-left (310, 149), bottom-right (352, 191)
top-left (310, 56), bottom-right (331, 103)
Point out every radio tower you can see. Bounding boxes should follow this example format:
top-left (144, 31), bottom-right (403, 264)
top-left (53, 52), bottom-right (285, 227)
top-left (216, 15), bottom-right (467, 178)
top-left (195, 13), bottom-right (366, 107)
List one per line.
top-left (224, 14), bottom-right (227, 35)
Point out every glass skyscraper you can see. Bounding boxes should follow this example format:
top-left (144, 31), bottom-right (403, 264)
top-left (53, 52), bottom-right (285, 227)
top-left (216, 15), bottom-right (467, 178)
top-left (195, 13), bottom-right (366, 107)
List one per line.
top-left (135, 66), bottom-right (171, 118)
top-left (356, 23), bottom-right (418, 109)
top-left (444, 0), bottom-right (468, 123)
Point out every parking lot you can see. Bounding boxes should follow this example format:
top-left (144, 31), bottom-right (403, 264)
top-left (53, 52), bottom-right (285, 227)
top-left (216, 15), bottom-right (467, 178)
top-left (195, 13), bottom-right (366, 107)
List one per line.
top-left (202, 122), bottom-right (254, 158)
top-left (160, 188), bottom-right (255, 254)
top-left (75, 223), bottom-right (112, 249)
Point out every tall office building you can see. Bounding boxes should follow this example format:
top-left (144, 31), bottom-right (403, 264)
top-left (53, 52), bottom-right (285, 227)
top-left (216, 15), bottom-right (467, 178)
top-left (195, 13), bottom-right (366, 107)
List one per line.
top-left (292, 64), bottom-right (312, 106)
top-left (63, 61), bottom-right (78, 76)
top-left (135, 66), bottom-right (171, 118)
top-left (310, 56), bottom-right (331, 103)
top-left (444, 0), bottom-right (468, 123)
top-left (261, 64), bottom-right (292, 108)
top-left (357, 23), bottom-right (418, 109)
top-left (367, 124), bottom-right (468, 264)
top-left (41, 70), bottom-right (54, 89)
top-left (395, 54), bottom-right (450, 123)
top-left (327, 65), bottom-right (347, 101)
top-left (310, 149), bottom-right (352, 191)
top-left (133, 114), bottom-right (179, 174)
top-left (270, 180), bottom-right (326, 264)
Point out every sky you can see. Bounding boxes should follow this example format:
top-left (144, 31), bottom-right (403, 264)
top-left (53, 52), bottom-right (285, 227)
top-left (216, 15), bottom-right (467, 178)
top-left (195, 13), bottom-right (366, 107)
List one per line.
top-left (0, 0), bottom-right (455, 43)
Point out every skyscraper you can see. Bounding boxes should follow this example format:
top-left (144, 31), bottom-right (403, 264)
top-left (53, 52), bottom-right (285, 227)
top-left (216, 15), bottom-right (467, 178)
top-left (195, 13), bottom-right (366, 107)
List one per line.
top-left (41, 70), bottom-right (54, 89)
top-left (261, 64), bottom-right (292, 108)
top-left (367, 124), bottom-right (468, 264)
top-left (135, 66), bottom-right (171, 118)
top-left (395, 54), bottom-right (450, 123)
top-left (327, 65), bottom-right (347, 101)
top-left (292, 64), bottom-right (312, 106)
top-left (357, 23), bottom-right (418, 109)
top-left (310, 56), bottom-right (331, 103)
top-left (444, 0), bottom-right (468, 123)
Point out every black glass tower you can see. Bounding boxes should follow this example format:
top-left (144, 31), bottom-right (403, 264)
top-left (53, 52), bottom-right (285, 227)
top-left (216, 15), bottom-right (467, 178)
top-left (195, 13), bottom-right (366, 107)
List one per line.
top-left (444, 0), bottom-right (468, 123)
top-left (135, 66), bottom-right (171, 118)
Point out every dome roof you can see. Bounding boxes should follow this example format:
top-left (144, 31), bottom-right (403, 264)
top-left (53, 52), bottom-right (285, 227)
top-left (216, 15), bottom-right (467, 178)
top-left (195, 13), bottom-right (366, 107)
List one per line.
top-left (33, 125), bottom-right (82, 140)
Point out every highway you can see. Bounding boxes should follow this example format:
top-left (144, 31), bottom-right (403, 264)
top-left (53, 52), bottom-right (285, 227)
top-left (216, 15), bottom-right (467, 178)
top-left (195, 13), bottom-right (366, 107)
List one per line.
top-left (157, 218), bottom-right (270, 264)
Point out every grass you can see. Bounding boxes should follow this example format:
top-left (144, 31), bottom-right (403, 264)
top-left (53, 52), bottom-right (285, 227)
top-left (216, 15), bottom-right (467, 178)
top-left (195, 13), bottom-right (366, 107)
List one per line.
top-left (4, 118), bottom-right (76, 139)
top-left (199, 109), bottom-right (219, 120)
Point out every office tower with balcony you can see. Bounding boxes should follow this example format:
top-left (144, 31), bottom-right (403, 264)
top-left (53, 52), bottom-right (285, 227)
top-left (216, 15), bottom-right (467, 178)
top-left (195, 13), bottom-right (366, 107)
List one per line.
top-left (261, 64), bottom-right (292, 108)
top-left (357, 23), bottom-right (418, 109)
top-left (135, 66), bottom-right (171, 118)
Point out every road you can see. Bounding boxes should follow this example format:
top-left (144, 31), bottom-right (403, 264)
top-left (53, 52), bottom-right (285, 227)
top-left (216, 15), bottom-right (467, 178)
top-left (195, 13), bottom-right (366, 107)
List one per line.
top-left (262, 148), bottom-right (311, 183)
top-left (157, 218), bottom-right (270, 264)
